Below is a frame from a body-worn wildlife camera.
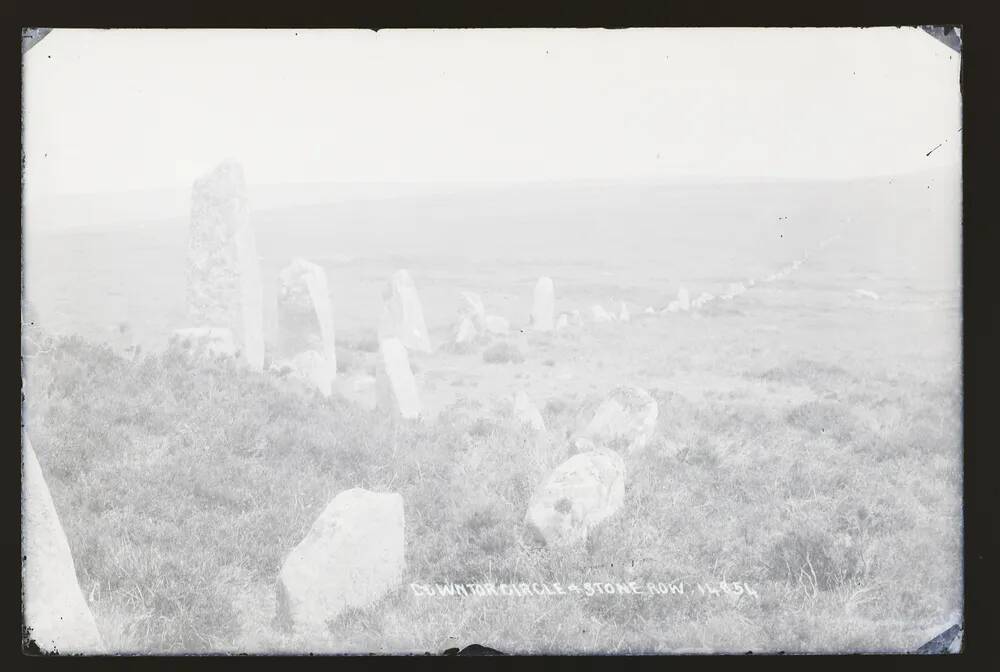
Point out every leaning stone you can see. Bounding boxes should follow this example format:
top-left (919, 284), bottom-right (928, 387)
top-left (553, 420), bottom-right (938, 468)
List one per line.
top-left (530, 277), bottom-right (555, 332)
top-left (581, 385), bottom-right (659, 454)
top-left (378, 269), bottom-right (431, 353)
top-left (172, 327), bottom-right (237, 357)
top-left (185, 160), bottom-right (264, 371)
top-left (276, 488), bottom-right (405, 634)
top-left (513, 391), bottom-right (546, 433)
top-left (524, 449), bottom-right (626, 547)
top-left (277, 258), bottom-right (337, 384)
top-left (375, 338), bottom-right (421, 419)
top-left (22, 435), bottom-right (104, 654)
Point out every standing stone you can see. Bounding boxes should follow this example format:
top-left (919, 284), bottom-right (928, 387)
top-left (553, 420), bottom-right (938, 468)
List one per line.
top-left (454, 316), bottom-right (478, 346)
top-left (570, 309), bottom-right (584, 326)
top-left (22, 436), bottom-right (104, 654)
top-left (375, 338), bottom-right (421, 419)
top-left (484, 315), bottom-right (510, 336)
top-left (185, 160), bottom-right (264, 371)
top-left (378, 270), bottom-right (431, 353)
top-left (513, 391), bottom-right (546, 433)
top-left (677, 287), bottom-right (691, 312)
top-left (524, 449), bottom-right (626, 547)
top-left (555, 313), bottom-right (570, 331)
top-left (618, 302), bottom-right (630, 322)
top-left (459, 291), bottom-right (486, 330)
top-left (276, 488), bottom-right (405, 634)
top-left (530, 277), bottom-right (555, 332)
top-left (580, 386), bottom-right (659, 454)
top-left (276, 258), bottom-right (337, 395)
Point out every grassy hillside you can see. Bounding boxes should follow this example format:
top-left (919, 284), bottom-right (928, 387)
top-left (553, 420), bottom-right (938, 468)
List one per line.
top-left (22, 319), bottom-right (961, 653)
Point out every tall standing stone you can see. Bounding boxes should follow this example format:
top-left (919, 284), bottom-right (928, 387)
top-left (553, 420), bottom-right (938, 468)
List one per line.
top-left (276, 258), bottom-right (337, 396)
top-left (22, 436), bottom-right (104, 654)
top-left (186, 160), bottom-right (264, 371)
top-left (530, 277), bottom-right (555, 332)
top-left (375, 338), bottom-right (421, 419)
top-left (677, 287), bottom-right (691, 312)
top-left (276, 488), bottom-right (405, 634)
top-left (378, 270), bottom-right (431, 353)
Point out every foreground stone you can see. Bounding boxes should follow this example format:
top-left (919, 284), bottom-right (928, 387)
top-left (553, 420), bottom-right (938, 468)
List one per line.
top-left (22, 436), bottom-right (104, 654)
top-left (530, 277), bottom-right (555, 332)
top-left (580, 386), bottom-right (659, 454)
top-left (185, 160), bottom-right (264, 371)
top-left (524, 449), bottom-right (626, 547)
top-left (375, 338), bottom-right (421, 419)
top-left (276, 488), bottom-right (405, 634)
top-left (276, 258), bottom-right (337, 394)
top-left (513, 391), bottom-right (546, 433)
top-left (378, 270), bottom-right (431, 353)
top-left (172, 327), bottom-right (237, 357)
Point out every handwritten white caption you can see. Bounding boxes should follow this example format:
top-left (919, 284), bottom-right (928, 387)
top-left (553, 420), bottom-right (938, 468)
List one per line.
top-left (410, 581), bottom-right (758, 598)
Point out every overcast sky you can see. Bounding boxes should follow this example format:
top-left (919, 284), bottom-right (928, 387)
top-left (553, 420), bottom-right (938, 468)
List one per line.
top-left (22, 27), bottom-right (961, 198)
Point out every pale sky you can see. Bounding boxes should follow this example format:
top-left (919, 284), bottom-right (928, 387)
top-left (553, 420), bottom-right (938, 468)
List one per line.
top-left (22, 27), bottom-right (961, 198)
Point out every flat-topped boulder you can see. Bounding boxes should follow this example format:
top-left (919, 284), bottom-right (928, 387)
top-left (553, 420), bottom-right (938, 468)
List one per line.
top-left (185, 160), bottom-right (264, 371)
top-left (375, 338), bottom-right (421, 419)
top-left (525, 449), bottom-right (626, 547)
top-left (580, 385), bottom-right (659, 454)
top-left (378, 269), bottom-right (431, 353)
top-left (530, 277), bottom-right (555, 332)
top-left (22, 436), bottom-right (104, 654)
top-left (276, 488), bottom-right (405, 634)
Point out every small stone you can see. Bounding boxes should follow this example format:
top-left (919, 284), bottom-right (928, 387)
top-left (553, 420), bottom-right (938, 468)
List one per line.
top-left (580, 385), bottom-right (659, 454)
